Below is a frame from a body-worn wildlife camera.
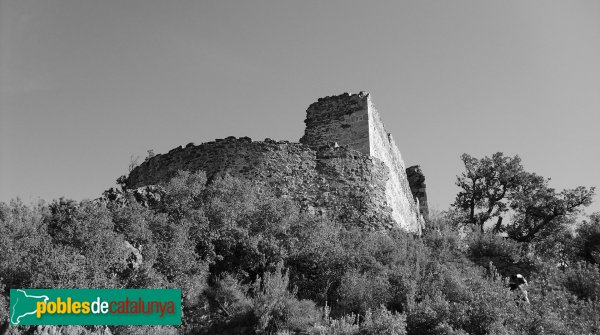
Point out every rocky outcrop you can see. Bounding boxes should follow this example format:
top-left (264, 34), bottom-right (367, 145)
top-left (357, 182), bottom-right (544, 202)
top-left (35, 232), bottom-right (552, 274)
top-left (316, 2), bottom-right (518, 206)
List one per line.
top-left (99, 185), bottom-right (165, 208)
top-left (124, 240), bottom-right (143, 269)
top-left (406, 165), bottom-right (429, 221)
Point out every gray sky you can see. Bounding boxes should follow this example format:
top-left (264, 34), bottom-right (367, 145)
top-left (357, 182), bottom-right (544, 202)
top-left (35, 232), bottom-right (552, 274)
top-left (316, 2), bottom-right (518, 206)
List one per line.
top-left (1, 0), bottom-right (599, 214)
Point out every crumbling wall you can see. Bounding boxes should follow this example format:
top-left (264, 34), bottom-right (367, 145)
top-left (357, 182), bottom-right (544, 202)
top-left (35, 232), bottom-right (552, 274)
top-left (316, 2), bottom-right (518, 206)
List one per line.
top-left (300, 92), bottom-right (422, 232)
top-left (406, 165), bottom-right (429, 221)
top-left (126, 92), bottom-right (424, 232)
top-left (126, 137), bottom-right (396, 228)
top-left (300, 92), bottom-right (371, 154)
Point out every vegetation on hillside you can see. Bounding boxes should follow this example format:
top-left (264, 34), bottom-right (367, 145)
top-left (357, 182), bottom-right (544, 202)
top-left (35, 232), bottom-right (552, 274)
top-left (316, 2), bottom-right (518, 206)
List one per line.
top-left (1, 152), bottom-right (598, 334)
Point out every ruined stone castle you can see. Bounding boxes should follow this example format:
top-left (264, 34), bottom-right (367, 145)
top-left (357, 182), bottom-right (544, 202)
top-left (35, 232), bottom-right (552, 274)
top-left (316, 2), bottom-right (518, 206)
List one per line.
top-left (125, 92), bottom-right (428, 232)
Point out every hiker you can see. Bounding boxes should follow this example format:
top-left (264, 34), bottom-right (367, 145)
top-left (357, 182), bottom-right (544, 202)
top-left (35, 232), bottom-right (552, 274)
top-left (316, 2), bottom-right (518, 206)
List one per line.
top-left (509, 274), bottom-right (530, 304)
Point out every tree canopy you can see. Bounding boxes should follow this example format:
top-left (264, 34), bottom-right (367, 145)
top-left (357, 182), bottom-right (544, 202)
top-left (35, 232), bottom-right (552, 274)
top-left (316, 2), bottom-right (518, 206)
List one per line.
top-left (453, 152), bottom-right (595, 241)
top-left (453, 152), bottom-right (525, 232)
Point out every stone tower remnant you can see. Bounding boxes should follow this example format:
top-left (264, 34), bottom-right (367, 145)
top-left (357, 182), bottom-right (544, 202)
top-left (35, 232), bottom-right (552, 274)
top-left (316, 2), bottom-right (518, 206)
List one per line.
top-left (300, 92), bottom-right (422, 230)
top-left (126, 92), bottom-right (426, 233)
top-left (406, 165), bottom-right (429, 221)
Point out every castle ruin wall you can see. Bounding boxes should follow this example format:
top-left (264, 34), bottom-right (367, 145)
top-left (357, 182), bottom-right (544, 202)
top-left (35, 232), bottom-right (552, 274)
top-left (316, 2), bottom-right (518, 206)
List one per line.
top-left (126, 92), bottom-right (425, 232)
top-left (300, 92), bottom-right (422, 232)
top-left (126, 137), bottom-right (396, 229)
top-left (300, 93), bottom-right (371, 154)
top-left (368, 102), bottom-right (421, 230)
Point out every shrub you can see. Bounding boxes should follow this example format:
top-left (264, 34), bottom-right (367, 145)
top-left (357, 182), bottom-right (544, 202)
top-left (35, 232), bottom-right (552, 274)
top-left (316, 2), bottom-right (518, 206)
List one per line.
top-left (360, 307), bottom-right (407, 335)
top-left (338, 270), bottom-right (391, 315)
top-left (282, 298), bottom-right (321, 332)
top-left (251, 263), bottom-right (320, 332)
top-left (310, 305), bottom-right (406, 335)
top-left (468, 233), bottom-right (521, 263)
top-left (562, 262), bottom-right (600, 301)
top-left (466, 232), bottom-right (537, 278)
top-left (3, 171), bottom-right (600, 334)
top-left (112, 326), bottom-right (179, 335)
top-left (406, 293), bottom-right (451, 335)
top-left (288, 218), bottom-right (348, 301)
top-left (205, 275), bottom-right (252, 325)
top-left (46, 199), bottom-right (115, 252)
top-left (574, 213), bottom-right (600, 265)
top-left (310, 309), bottom-right (360, 335)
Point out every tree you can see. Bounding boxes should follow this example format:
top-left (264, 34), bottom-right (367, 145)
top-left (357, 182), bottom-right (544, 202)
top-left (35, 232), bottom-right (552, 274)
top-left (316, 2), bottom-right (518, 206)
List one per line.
top-left (453, 152), bottom-right (595, 240)
top-left (506, 173), bottom-right (595, 242)
top-left (452, 153), bottom-right (525, 232)
top-left (574, 213), bottom-right (600, 265)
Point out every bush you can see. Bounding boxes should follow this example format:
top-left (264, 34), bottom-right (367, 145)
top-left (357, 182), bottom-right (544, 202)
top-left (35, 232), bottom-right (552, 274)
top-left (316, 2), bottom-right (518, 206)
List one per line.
top-left (562, 262), bottom-right (600, 301)
top-left (3, 171), bottom-right (600, 334)
top-left (468, 233), bottom-right (521, 263)
top-left (338, 270), bottom-right (391, 315)
top-left (111, 326), bottom-right (179, 335)
top-left (310, 305), bottom-right (406, 335)
top-left (282, 298), bottom-right (321, 332)
top-left (574, 213), bottom-right (600, 265)
top-left (406, 293), bottom-right (451, 335)
top-left (360, 307), bottom-right (407, 335)
top-left (251, 263), bottom-right (320, 332)
top-left (288, 219), bottom-right (349, 305)
top-left (467, 232), bottom-right (537, 278)
top-left (310, 310), bottom-right (359, 335)
top-left (206, 275), bottom-right (252, 318)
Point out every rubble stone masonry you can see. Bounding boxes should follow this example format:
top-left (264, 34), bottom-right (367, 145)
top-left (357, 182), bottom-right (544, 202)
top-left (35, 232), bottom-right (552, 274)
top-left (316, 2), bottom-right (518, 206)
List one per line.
top-left (126, 92), bottom-right (425, 232)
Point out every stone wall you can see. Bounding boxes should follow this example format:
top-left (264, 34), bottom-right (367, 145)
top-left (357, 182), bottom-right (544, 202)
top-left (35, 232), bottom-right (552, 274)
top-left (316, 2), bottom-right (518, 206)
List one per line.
top-left (300, 92), bottom-right (422, 232)
top-left (126, 92), bottom-right (425, 232)
top-left (126, 137), bottom-right (396, 229)
top-left (300, 92), bottom-right (371, 154)
top-left (368, 101), bottom-right (421, 231)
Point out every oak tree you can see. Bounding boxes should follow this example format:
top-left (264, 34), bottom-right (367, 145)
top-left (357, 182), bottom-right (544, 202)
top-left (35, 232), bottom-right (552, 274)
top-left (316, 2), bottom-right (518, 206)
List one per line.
top-left (507, 173), bottom-right (595, 242)
top-left (452, 152), bottom-right (525, 232)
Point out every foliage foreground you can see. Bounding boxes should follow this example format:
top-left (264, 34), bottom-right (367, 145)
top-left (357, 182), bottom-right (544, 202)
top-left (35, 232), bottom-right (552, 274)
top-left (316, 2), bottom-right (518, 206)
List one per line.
top-left (1, 171), bottom-right (599, 334)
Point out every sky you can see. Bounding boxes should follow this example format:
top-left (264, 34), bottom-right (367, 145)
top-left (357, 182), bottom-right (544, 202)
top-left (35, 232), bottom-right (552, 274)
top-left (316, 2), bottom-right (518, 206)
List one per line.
top-left (1, 0), bottom-right (599, 215)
